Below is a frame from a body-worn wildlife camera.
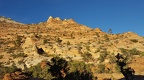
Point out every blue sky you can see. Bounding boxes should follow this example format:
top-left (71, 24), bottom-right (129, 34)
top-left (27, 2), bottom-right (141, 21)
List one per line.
top-left (0, 0), bottom-right (144, 36)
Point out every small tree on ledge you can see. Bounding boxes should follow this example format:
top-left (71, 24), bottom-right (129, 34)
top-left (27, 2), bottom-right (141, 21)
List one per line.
top-left (115, 53), bottom-right (135, 80)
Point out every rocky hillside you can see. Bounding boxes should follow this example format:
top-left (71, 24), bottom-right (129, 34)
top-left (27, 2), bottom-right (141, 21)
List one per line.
top-left (0, 16), bottom-right (23, 24)
top-left (0, 16), bottom-right (144, 80)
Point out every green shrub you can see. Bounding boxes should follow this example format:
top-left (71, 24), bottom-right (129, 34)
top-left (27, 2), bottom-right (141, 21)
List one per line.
top-left (108, 29), bottom-right (112, 34)
top-left (98, 52), bottom-right (107, 62)
top-left (27, 63), bottom-right (52, 79)
top-left (140, 52), bottom-right (144, 56)
top-left (109, 55), bottom-right (116, 64)
top-left (68, 60), bottom-right (91, 73)
top-left (48, 56), bottom-right (69, 79)
top-left (7, 47), bottom-right (16, 53)
top-left (129, 48), bottom-right (140, 55)
top-left (15, 35), bottom-right (22, 47)
top-left (0, 64), bottom-right (18, 76)
top-left (96, 64), bottom-right (105, 73)
top-left (120, 48), bottom-right (141, 55)
top-left (82, 52), bottom-right (93, 62)
top-left (43, 39), bottom-right (48, 44)
top-left (115, 53), bottom-right (134, 80)
top-left (115, 64), bottom-right (121, 73)
top-left (119, 48), bottom-right (128, 54)
top-left (11, 52), bottom-right (25, 58)
top-left (24, 57), bottom-right (96, 80)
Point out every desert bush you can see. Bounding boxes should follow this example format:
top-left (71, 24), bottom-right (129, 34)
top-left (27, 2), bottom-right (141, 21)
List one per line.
top-left (7, 47), bottom-right (16, 53)
top-left (95, 48), bottom-right (100, 53)
top-left (56, 37), bottom-right (62, 44)
top-left (98, 52), bottom-right (107, 62)
top-left (48, 56), bottom-right (69, 79)
top-left (25, 57), bottom-right (96, 80)
top-left (129, 48), bottom-right (140, 55)
top-left (120, 48), bottom-right (141, 56)
top-left (85, 44), bottom-right (90, 51)
top-left (43, 39), bottom-right (48, 44)
top-left (28, 63), bottom-right (52, 79)
top-left (96, 64), bottom-right (105, 73)
top-left (67, 60), bottom-right (96, 80)
top-left (15, 35), bottom-right (22, 47)
top-left (119, 48), bottom-right (128, 54)
top-left (11, 52), bottom-right (25, 58)
top-left (67, 41), bottom-right (70, 45)
top-left (68, 60), bottom-right (91, 73)
top-left (0, 64), bottom-right (18, 76)
top-left (47, 56), bottom-right (95, 80)
top-left (65, 69), bottom-right (96, 80)
top-left (109, 55), bottom-right (116, 64)
top-left (115, 53), bottom-right (134, 80)
top-left (140, 52), bottom-right (144, 56)
top-left (130, 39), bottom-right (138, 43)
top-left (103, 34), bottom-right (109, 41)
top-left (115, 64), bottom-right (121, 73)
top-left (108, 29), bottom-right (112, 34)
top-left (0, 55), bottom-right (4, 59)
top-left (82, 52), bottom-right (93, 62)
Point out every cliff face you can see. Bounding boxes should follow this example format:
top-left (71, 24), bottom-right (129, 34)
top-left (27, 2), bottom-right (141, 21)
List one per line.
top-left (0, 16), bottom-right (144, 58)
top-left (1, 16), bottom-right (144, 79)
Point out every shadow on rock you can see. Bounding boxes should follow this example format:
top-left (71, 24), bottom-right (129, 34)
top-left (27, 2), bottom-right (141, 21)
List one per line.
top-left (118, 75), bottom-right (144, 80)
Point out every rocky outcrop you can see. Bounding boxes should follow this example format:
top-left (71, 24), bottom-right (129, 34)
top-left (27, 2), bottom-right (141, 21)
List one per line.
top-left (23, 56), bottom-right (51, 68)
top-left (124, 32), bottom-right (140, 39)
top-left (47, 16), bottom-right (62, 24)
top-left (22, 37), bottom-right (39, 56)
top-left (0, 16), bottom-right (23, 24)
top-left (95, 28), bottom-right (102, 32)
top-left (47, 16), bottom-right (76, 25)
top-left (47, 16), bottom-right (53, 22)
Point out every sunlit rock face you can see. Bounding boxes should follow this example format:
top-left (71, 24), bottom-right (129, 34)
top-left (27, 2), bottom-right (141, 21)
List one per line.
top-left (22, 37), bottom-right (39, 56)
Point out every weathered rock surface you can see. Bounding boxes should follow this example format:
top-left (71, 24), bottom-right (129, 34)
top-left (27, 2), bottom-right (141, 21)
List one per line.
top-left (3, 71), bottom-right (29, 80)
top-left (22, 37), bottom-right (39, 56)
top-left (1, 16), bottom-right (144, 80)
top-left (23, 56), bottom-right (52, 68)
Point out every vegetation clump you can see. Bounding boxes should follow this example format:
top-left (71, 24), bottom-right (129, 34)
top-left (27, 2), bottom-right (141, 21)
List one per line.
top-left (130, 39), bottom-right (138, 43)
top-left (0, 64), bottom-right (19, 79)
top-left (119, 48), bottom-right (144, 56)
top-left (26, 56), bottom-right (95, 80)
top-left (115, 53), bottom-right (135, 80)
top-left (10, 52), bottom-right (25, 58)
top-left (0, 55), bottom-right (4, 59)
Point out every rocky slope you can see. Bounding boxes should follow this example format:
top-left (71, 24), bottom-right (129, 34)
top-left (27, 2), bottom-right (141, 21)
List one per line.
top-left (0, 16), bottom-right (23, 24)
top-left (0, 16), bottom-right (144, 79)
